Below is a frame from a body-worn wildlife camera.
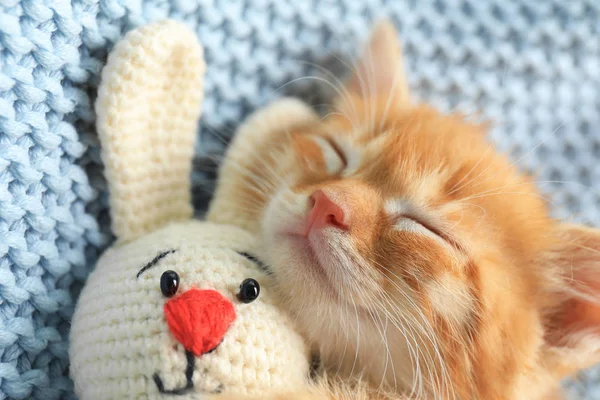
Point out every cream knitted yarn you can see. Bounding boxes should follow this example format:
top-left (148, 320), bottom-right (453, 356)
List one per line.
top-left (95, 20), bottom-right (205, 245)
top-left (70, 222), bottom-right (310, 399)
top-left (69, 20), bottom-right (310, 400)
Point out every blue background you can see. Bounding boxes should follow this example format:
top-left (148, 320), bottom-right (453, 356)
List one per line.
top-left (0, 0), bottom-right (599, 398)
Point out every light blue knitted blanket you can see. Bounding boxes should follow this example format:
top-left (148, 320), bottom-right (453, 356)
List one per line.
top-left (0, 1), bottom-right (599, 399)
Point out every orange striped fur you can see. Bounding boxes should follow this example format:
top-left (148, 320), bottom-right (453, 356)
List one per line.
top-left (213, 20), bottom-right (600, 400)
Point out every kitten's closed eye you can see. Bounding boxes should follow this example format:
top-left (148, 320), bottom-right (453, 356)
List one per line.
top-left (293, 133), bottom-right (363, 178)
top-left (394, 214), bottom-right (444, 239)
top-left (311, 135), bottom-right (347, 175)
top-left (386, 200), bottom-right (446, 240)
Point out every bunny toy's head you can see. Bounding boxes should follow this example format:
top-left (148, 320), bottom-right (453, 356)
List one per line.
top-left (69, 21), bottom-right (310, 400)
top-left (70, 221), bottom-right (310, 399)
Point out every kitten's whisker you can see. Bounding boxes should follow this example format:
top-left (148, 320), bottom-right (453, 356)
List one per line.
top-left (349, 285), bottom-right (361, 378)
top-left (210, 145), bottom-right (293, 202)
top-left (450, 182), bottom-right (547, 204)
top-left (365, 288), bottom-right (429, 396)
top-left (273, 74), bottom-right (358, 125)
top-left (458, 191), bottom-right (550, 204)
top-left (378, 291), bottom-right (442, 399)
top-left (320, 111), bottom-right (355, 128)
top-left (347, 246), bottom-right (452, 399)
top-left (364, 43), bottom-right (379, 136)
top-left (206, 153), bottom-right (277, 192)
top-left (335, 283), bottom-right (352, 377)
top-left (454, 202), bottom-right (488, 225)
top-left (376, 58), bottom-right (408, 135)
top-left (453, 123), bottom-right (564, 196)
top-left (328, 48), bottom-right (374, 130)
top-left (368, 258), bottom-right (455, 400)
top-left (368, 292), bottom-right (422, 397)
top-left (198, 121), bottom-right (236, 146)
top-left (367, 296), bottom-right (398, 391)
top-left (450, 179), bottom-right (600, 224)
top-left (447, 143), bottom-right (494, 196)
top-left (292, 59), bottom-right (360, 127)
top-left (345, 253), bottom-right (425, 396)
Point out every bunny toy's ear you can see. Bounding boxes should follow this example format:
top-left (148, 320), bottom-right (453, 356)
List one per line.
top-left (96, 20), bottom-right (205, 244)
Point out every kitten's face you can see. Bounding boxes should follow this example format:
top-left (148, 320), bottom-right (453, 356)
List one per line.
top-left (262, 100), bottom-right (553, 399)
top-left (240, 22), bottom-right (600, 400)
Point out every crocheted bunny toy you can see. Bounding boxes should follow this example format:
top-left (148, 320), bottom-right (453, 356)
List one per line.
top-left (68, 20), bottom-right (311, 400)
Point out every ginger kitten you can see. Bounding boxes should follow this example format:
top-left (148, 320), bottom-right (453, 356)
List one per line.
top-left (209, 21), bottom-right (600, 400)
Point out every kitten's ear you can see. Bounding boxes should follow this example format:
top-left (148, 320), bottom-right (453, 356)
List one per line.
top-left (541, 224), bottom-right (600, 377)
top-left (345, 19), bottom-right (411, 104)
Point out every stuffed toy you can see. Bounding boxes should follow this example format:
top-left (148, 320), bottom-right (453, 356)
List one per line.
top-left (68, 20), bottom-right (313, 400)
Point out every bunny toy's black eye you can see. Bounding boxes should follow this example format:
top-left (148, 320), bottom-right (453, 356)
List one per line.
top-left (160, 270), bottom-right (179, 298)
top-left (237, 278), bottom-right (260, 303)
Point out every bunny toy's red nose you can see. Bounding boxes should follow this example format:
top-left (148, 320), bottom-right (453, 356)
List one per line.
top-left (164, 288), bottom-right (236, 356)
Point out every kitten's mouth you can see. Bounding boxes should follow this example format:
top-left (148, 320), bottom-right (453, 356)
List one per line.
top-left (283, 233), bottom-right (339, 295)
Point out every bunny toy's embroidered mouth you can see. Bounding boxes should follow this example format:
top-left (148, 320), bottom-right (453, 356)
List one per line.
top-left (152, 350), bottom-right (225, 396)
top-left (153, 351), bottom-right (195, 395)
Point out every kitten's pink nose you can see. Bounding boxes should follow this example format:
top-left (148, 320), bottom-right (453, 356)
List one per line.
top-left (306, 190), bottom-right (348, 233)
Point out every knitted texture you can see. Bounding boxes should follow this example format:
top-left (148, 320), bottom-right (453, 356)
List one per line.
top-left (70, 22), bottom-right (310, 398)
top-left (70, 221), bottom-right (310, 399)
top-left (95, 20), bottom-right (204, 244)
top-left (164, 288), bottom-right (237, 357)
top-left (0, 0), bottom-right (599, 399)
